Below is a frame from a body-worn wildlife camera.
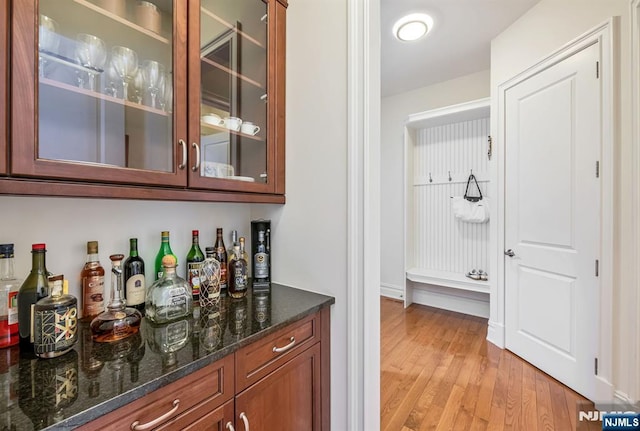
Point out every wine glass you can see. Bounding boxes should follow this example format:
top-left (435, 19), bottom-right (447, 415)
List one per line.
top-left (161, 71), bottom-right (173, 112)
top-left (105, 63), bottom-right (120, 97)
top-left (132, 69), bottom-right (145, 103)
top-left (140, 60), bottom-right (165, 109)
top-left (110, 46), bottom-right (139, 101)
top-left (38, 15), bottom-right (59, 77)
top-left (75, 34), bottom-right (107, 91)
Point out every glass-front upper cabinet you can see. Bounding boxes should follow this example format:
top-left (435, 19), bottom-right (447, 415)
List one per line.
top-left (188, 0), bottom-right (286, 193)
top-left (11, 0), bottom-right (187, 186)
top-left (0, 1), bottom-right (8, 175)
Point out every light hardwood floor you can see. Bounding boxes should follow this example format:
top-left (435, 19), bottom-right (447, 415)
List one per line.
top-left (381, 298), bottom-right (600, 431)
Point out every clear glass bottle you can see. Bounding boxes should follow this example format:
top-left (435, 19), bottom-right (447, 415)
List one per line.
top-left (90, 254), bottom-right (142, 343)
top-left (186, 230), bottom-right (205, 301)
top-left (227, 230), bottom-right (238, 262)
top-left (154, 231), bottom-right (177, 280)
top-left (18, 243), bottom-right (49, 352)
top-left (228, 237), bottom-right (248, 298)
top-left (33, 276), bottom-right (78, 358)
top-left (213, 228), bottom-right (228, 291)
top-left (145, 255), bottom-right (192, 324)
top-left (81, 241), bottom-right (105, 320)
top-left (253, 230), bottom-right (270, 284)
top-left (123, 238), bottom-right (146, 314)
top-left (0, 244), bottom-right (20, 348)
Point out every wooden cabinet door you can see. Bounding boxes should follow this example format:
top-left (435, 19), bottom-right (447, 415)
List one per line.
top-left (0, 0), bottom-right (7, 175)
top-left (235, 344), bottom-right (321, 431)
top-left (10, 0), bottom-right (188, 187)
top-left (186, 0), bottom-right (285, 195)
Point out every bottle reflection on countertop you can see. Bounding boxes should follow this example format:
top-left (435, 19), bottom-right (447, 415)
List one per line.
top-left (79, 320), bottom-right (103, 398)
top-left (145, 317), bottom-right (190, 374)
top-left (18, 350), bottom-right (78, 428)
top-left (94, 332), bottom-right (142, 396)
top-left (199, 303), bottom-right (224, 353)
top-left (0, 345), bottom-right (23, 431)
top-left (252, 289), bottom-right (271, 332)
top-left (228, 296), bottom-right (248, 340)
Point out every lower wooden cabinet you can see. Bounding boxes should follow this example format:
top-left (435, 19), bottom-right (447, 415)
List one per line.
top-left (77, 309), bottom-right (330, 431)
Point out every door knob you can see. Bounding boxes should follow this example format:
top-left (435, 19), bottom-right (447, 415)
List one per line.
top-left (504, 249), bottom-right (516, 257)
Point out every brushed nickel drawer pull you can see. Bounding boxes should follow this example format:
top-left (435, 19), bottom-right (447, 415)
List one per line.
top-left (178, 140), bottom-right (187, 170)
top-left (130, 399), bottom-right (180, 430)
top-left (225, 421), bottom-right (236, 431)
top-left (240, 412), bottom-right (250, 431)
top-left (272, 336), bottom-right (295, 353)
top-left (191, 142), bottom-right (200, 172)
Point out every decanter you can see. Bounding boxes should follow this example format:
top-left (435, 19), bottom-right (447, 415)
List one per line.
top-left (90, 254), bottom-right (142, 343)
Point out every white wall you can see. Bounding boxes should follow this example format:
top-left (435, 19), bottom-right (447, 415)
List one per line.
top-left (251, 1), bottom-right (349, 428)
top-left (1, 0), bottom-right (352, 429)
top-left (380, 70), bottom-right (490, 296)
top-left (490, 0), bottom-right (637, 402)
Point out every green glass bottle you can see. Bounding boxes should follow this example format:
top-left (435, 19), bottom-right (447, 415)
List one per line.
top-left (154, 231), bottom-right (177, 280)
top-left (17, 243), bottom-right (49, 353)
top-left (186, 230), bottom-right (205, 301)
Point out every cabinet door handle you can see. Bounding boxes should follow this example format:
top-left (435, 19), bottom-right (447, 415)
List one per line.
top-left (239, 412), bottom-right (250, 431)
top-left (130, 399), bottom-right (180, 430)
top-left (178, 140), bottom-right (187, 170)
top-left (225, 421), bottom-right (236, 431)
top-left (272, 336), bottom-right (295, 353)
top-left (191, 142), bottom-right (201, 172)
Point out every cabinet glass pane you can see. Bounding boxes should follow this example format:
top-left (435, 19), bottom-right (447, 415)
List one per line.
top-left (199, 0), bottom-right (267, 184)
top-left (38, 0), bottom-right (174, 172)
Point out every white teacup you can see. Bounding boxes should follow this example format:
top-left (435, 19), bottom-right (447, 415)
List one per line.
top-left (224, 116), bottom-right (242, 131)
top-left (241, 122), bottom-right (260, 136)
top-left (202, 113), bottom-right (223, 126)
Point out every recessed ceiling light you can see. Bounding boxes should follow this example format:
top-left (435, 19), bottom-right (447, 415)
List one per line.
top-left (393, 13), bottom-right (434, 42)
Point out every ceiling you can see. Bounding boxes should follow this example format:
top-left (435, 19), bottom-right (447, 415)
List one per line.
top-left (381, 0), bottom-right (540, 97)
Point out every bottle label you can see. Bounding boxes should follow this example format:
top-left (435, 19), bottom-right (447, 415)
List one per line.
top-left (232, 262), bottom-right (247, 290)
top-left (126, 274), bottom-right (146, 306)
top-left (83, 275), bottom-right (104, 318)
top-left (188, 262), bottom-right (204, 297)
top-left (33, 303), bottom-right (78, 355)
top-left (254, 252), bottom-right (269, 279)
top-left (7, 290), bottom-right (18, 325)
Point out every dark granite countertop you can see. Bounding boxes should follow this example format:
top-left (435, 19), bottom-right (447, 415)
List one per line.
top-left (0, 283), bottom-right (334, 430)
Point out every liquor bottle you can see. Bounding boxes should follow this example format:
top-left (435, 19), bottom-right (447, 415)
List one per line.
top-left (123, 238), bottom-right (146, 314)
top-left (90, 254), bottom-right (142, 343)
top-left (81, 241), bottom-right (105, 320)
top-left (186, 230), bottom-right (205, 301)
top-left (253, 230), bottom-right (270, 284)
top-left (228, 237), bottom-right (248, 298)
top-left (33, 275), bottom-right (78, 358)
top-left (213, 228), bottom-right (228, 291)
top-left (0, 244), bottom-right (20, 348)
top-left (145, 255), bottom-right (192, 324)
top-left (227, 230), bottom-right (238, 261)
top-left (154, 231), bottom-right (177, 280)
top-left (17, 243), bottom-right (49, 352)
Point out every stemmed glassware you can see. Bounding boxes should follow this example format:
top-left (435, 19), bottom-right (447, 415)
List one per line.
top-left (161, 72), bottom-right (173, 112)
top-left (38, 15), bottom-right (59, 78)
top-left (110, 46), bottom-right (139, 101)
top-left (75, 34), bottom-right (107, 91)
top-left (132, 69), bottom-right (145, 103)
top-left (140, 60), bottom-right (165, 109)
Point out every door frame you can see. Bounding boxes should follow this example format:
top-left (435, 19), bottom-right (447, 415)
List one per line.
top-left (631, 0), bottom-right (640, 403)
top-left (489, 19), bottom-right (616, 401)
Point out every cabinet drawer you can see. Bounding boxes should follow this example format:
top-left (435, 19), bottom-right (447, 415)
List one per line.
top-left (157, 399), bottom-right (235, 431)
top-left (236, 312), bottom-right (320, 391)
top-left (76, 355), bottom-right (234, 431)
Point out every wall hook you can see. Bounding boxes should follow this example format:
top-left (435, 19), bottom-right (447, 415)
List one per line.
top-left (448, 171), bottom-right (452, 182)
top-left (429, 173), bottom-right (433, 183)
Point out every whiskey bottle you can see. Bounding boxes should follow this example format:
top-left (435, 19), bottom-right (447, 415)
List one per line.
top-left (17, 243), bottom-right (49, 353)
top-left (33, 276), bottom-right (78, 358)
top-left (145, 255), bottom-right (192, 324)
top-left (90, 254), bottom-right (142, 343)
top-left (213, 228), bottom-right (228, 291)
top-left (154, 231), bottom-right (177, 280)
top-left (253, 230), bottom-right (270, 284)
top-left (123, 238), bottom-right (146, 314)
top-left (186, 230), bottom-right (205, 301)
top-left (0, 244), bottom-right (20, 348)
top-left (81, 241), bottom-right (105, 320)
top-left (228, 237), bottom-right (248, 299)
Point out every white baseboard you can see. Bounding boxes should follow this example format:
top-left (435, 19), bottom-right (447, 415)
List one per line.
top-left (487, 320), bottom-right (505, 348)
top-left (380, 283), bottom-right (403, 300)
top-left (408, 282), bottom-right (489, 318)
top-left (614, 390), bottom-right (639, 407)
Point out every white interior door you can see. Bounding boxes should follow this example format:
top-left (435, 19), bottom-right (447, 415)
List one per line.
top-left (504, 42), bottom-right (601, 400)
